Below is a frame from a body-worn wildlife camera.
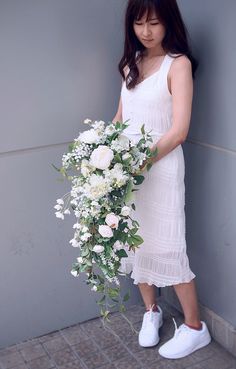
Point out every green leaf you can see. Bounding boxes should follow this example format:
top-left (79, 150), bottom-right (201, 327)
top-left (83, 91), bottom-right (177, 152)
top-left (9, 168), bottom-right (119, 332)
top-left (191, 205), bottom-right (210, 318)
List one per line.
top-left (124, 180), bottom-right (135, 203)
top-left (119, 304), bottom-right (126, 313)
top-left (97, 295), bottom-right (106, 305)
top-left (133, 175), bottom-right (145, 185)
top-left (130, 234), bottom-right (144, 246)
top-left (51, 163), bottom-right (61, 172)
top-left (116, 249), bottom-right (128, 258)
top-left (123, 290), bottom-right (130, 302)
top-left (141, 124), bottom-right (145, 135)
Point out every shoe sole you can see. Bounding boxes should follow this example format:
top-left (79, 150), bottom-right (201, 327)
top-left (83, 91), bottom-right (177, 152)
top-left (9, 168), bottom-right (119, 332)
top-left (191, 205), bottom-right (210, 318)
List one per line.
top-left (158, 334), bottom-right (212, 359)
top-left (139, 318), bottom-right (164, 348)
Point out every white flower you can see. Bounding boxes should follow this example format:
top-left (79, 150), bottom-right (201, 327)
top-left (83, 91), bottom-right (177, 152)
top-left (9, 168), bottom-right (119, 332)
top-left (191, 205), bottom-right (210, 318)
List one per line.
top-left (69, 238), bottom-right (80, 247)
top-left (54, 204), bottom-right (62, 210)
top-left (110, 134), bottom-right (130, 152)
top-left (90, 145), bottom-right (114, 170)
top-left (55, 212), bottom-right (64, 219)
top-left (113, 240), bottom-right (123, 250)
top-left (81, 159), bottom-right (95, 177)
top-left (98, 225), bottom-right (113, 238)
top-left (84, 118), bottom-right (92, 124)
top-left (105, 124), bottom-right (116, 135)
top-left (105, 213), bottom-right (119, 229)
top-left (79, 129), bottom-right (100, 144)
top-left (92, 244), bottom-right (104, 253)
top-left (122, 152), bottom-right (132, 161)
top-left (81, 232), bottom-right (92, 241)
top-left (64, 209), bottom-right (70, 214)
top-left (56, 198), bottom-right (64, 205)
top-left (92, 285), bottom-right (98, 291)
top-left (71, 270), bottom-right (78, 277)
top-left (73, 223), bottom-right (81, 229)
top-left (84, 174), bottom-right (111, 200)
top-left (82, 226), bottom-right (89, 232)
top-left (104, 163), bottom-right (129, 187)
top-left (77, 256), bottom-right (83, 263)
top-left (92, 120), bottom-right (105, 131)
top-left (121, 205), bottom-right (131, 216)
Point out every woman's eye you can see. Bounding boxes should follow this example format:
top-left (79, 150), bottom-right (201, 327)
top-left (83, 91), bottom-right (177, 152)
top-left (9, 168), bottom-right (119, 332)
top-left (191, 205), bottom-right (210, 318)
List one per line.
top-left (134, 22), bottom-right (159, 25)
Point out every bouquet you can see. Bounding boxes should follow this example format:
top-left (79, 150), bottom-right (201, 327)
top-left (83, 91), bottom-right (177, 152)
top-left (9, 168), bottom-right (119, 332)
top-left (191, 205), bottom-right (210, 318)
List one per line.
top-left (52, 118), bottom-right (158, 328)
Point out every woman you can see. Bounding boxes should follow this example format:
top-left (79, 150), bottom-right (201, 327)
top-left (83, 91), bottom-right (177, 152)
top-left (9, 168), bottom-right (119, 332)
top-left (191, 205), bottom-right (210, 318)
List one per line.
top-left (112, 0), bottom-right (212, 360)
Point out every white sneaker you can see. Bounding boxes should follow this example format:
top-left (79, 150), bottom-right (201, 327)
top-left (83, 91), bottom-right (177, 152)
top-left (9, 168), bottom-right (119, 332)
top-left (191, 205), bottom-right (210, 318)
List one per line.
top-left (158, 317), bottom-right (212, 359)
top-left (138, 304), bottom-right (163, 347)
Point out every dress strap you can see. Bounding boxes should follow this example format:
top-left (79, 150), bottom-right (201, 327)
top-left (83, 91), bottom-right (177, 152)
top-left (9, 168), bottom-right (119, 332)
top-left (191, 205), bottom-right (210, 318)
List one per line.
top-left (158, 53), bottom-right (182, 96)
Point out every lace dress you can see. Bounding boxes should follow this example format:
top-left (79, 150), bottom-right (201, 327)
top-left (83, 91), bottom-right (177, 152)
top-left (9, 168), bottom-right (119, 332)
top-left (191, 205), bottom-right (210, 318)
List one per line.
top-left (118, 52), bottom-right (196, 286)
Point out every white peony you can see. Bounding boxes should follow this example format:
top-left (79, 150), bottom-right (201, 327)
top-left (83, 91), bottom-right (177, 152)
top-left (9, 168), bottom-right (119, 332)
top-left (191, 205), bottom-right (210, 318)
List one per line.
top-left (84, 174), bottom-right (112, 200)
top-left (92, 244), bottom-right (105, 253)
top-left (79, 129), bottom-right (100, 144)
top-left (105, 213), bottom-right (119, 229)
top-left (90, 145), bottom-right (114, 170)
top-left (121, 205), bottom-right (131, 216)
top-left (98, 224), bottom-right (113, 238)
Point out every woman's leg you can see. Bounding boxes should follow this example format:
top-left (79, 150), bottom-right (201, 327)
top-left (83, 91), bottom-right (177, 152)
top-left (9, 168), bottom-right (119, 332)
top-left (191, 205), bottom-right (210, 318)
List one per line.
top-left (173, 278), bottom-right (201, 327)
top-left (138, 283), bottom-right (157, 309)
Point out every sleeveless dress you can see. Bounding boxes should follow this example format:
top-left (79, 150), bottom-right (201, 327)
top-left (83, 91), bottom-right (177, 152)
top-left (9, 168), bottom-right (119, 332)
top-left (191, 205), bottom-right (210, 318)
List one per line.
top-left (118, 52), bottom-right (196, 287)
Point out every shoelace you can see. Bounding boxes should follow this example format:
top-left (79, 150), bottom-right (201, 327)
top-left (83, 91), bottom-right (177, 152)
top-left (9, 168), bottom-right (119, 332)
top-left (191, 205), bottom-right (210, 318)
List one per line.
top-left (172, 317), bottom-right (190, 338)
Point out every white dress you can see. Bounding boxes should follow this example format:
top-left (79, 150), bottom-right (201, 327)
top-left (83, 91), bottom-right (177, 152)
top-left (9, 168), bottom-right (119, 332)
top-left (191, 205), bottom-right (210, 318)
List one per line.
top-left (119, 52), bottom-right (196, 287)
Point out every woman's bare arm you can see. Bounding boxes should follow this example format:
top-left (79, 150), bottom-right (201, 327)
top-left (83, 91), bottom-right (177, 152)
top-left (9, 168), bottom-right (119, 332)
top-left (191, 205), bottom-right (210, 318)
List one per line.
top-left (149, 55), bottom-right (193, 163)
top-left (112, 66), bottom-right (129, 123)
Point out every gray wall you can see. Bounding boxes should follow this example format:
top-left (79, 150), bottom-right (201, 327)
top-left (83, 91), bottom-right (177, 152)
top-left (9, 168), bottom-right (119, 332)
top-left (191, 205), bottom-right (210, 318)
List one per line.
top-left (177, 0), bottom-right (236, 326)
top-left (0, 0), bottom-right (142, 348)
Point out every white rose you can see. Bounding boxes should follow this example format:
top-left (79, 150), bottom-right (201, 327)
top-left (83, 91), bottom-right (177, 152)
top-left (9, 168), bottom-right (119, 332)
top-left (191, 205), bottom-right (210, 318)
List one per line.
top-left (92, 244), bottom-right (105, 253)
top-left (121, 206), bottom-right (131, 216)
top-left (77, 256), bottom-right (83, 263)
top-left (90, 145), bottom-right (114, 170)
top-left (98, 225), bottom-right (113, 238)
top-left (113, 240), bottom-right (123, 250)
top-left (79, 129), bottom-right (100, 144)
top-left (105, 213), bottom-right (119, 229)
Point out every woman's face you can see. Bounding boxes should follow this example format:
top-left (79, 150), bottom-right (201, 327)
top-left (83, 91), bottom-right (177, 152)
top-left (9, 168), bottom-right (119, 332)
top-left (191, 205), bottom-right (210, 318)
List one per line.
top-left (133, 10), bottom-right (166, 51)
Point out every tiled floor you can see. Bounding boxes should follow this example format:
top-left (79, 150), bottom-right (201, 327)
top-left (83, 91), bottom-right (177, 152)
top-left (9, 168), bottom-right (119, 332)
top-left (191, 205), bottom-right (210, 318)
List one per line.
top-left (1, 297), bottom-right (236, 369)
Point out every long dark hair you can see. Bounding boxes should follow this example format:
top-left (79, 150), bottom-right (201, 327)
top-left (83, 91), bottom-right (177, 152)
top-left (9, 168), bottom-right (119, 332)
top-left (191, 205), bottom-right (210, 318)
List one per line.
top-left (118, 0), bottom-right (198, 90)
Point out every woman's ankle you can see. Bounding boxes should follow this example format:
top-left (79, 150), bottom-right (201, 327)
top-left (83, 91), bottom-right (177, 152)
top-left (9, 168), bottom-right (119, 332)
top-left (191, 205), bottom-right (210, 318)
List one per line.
top-left (146, 303), bottom-right (159, 312)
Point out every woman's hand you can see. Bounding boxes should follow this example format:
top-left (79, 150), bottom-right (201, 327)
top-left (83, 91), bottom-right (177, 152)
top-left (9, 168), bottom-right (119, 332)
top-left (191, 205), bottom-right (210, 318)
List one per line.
top-left (140, 145), bottom-right (157, 169)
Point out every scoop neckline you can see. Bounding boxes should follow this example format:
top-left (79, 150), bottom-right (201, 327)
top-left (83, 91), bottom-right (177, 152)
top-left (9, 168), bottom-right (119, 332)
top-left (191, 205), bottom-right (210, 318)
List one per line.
top-left (136, 53), bottom-right (168, 86)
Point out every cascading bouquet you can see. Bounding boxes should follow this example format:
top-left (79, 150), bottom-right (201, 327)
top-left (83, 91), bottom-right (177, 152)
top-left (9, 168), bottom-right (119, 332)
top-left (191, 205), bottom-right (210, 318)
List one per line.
top-left (52, 118), bottom-right (157, 327)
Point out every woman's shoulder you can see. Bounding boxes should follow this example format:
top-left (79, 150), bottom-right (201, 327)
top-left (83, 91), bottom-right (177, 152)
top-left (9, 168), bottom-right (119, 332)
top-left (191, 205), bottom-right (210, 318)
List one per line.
top-left (168, 53), bottom-right (191, 75)
top-left (168, 53), bottom-right (191, 65)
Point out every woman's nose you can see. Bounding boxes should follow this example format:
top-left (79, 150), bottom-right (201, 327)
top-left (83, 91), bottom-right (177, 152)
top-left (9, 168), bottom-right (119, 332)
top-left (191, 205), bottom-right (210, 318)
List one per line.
top-left (142, 24), bottom-right (151, 36)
